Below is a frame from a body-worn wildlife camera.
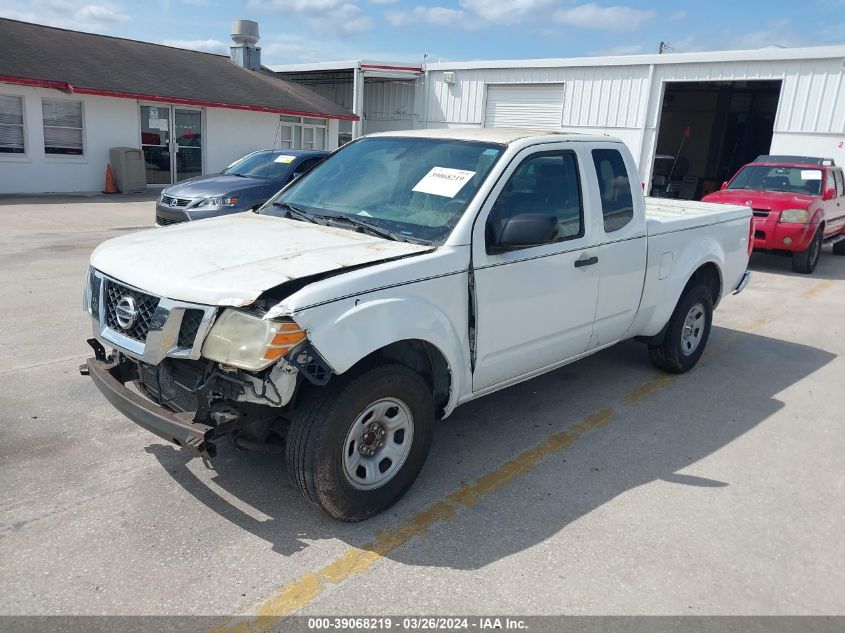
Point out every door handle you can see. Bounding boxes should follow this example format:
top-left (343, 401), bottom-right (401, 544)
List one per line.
top-left (574, 255), bottom-right (599, 268)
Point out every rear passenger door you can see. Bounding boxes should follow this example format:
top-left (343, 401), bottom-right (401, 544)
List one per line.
top-left (589, 145), bottom-right (648, 348)
top-left (471, 144), bottom-right (601, 392)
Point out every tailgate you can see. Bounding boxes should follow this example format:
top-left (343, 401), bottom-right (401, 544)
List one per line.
top-left (645, 197), bottom-right (750, 236)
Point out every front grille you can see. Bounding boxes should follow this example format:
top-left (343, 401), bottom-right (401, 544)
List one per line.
top-left (104, 280), bottom-right (159, 342)
top-left (752, 209), bottom-right (770, 217)
top-left (136, 359), bottom-right (242, 413)
top-left (156, 212), bottom-right (185, 226)
top-left (178, 309), bottom-right (205, 349)
top-left (137, 361), bottom-right (202, 412)
top-left (160, 195), bottom-right (192, 207)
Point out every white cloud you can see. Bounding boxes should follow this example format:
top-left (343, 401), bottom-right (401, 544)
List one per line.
top-left (162, 38), bottom-right (228, 54)
top-left (246, 0), bottom-right (372, 36)
top-left (459, 0), bottom-right (554, 24)
top-left (388, 0), bottom-right (554, 27)
top-left (553, 3), bottom-right (655, 32)
top-left (0, 0), bottom-right (131, 30)
top-left (387, 6), bottom-right (466, 27)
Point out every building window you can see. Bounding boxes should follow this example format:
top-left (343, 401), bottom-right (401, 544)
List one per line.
top-left (0, 95), bottom-right (25, 154)
top-left (42, 98), bottom-right (84, 155)
top-left (277, 115), bottom-right (327, 150)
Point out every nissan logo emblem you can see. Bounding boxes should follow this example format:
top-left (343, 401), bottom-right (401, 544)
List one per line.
top-left (115, 296), bottom-right (138, 329)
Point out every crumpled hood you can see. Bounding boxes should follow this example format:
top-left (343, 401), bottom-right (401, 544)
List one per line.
top-left (164, 173), bottom-right (275, 198)
top-left (702, 189), bottom-right (816, 212)
top-left (90, 213), bottom-right (430, 306)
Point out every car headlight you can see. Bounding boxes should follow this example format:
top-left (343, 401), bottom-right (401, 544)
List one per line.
top-left (779, 208), bottom-right (810, 224)
top-left (201, 309), bottom-right (306, 371)
top-left (196, 196), bottom-right (239, 208)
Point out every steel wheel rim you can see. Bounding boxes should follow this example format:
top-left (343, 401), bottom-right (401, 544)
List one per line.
top-left (810, 233), bottom-right (821, 266)
top-left (680, 302), bottom-right (706, 356)
top-left (342, 397), bottom-right (415, 490)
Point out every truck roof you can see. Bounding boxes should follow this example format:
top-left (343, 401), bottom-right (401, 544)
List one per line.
top-left (367, 127), bottom-right (619, 145)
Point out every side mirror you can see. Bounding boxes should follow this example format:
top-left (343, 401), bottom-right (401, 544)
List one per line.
top-left (822, 187), bottom-right (836, 201)
top-left (489, 213), bottom-right (558, 253)
top-left (720, 181), bottom-right (728, 191)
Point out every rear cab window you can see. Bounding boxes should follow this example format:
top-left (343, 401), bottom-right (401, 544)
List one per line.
top-left (591, 148), bottom-right (634, 232)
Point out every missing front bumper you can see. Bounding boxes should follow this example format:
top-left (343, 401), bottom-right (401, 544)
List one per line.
top-left (83, 355), bottom-right (217, 459)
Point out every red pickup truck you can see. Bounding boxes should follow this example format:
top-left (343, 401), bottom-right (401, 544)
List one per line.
top-left (702, 155), bottom-right (845, 274)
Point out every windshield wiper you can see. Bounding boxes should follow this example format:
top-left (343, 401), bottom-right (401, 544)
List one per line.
top-left (315, 214), bottom-right (410, 243)
top-left (271, 201), bottom-right (322, 224)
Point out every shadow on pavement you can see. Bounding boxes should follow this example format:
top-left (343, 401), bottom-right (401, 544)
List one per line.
top-left (749, 247), bottom-right (845, 281)
top-left (147, 326), bottom-right (835, 569)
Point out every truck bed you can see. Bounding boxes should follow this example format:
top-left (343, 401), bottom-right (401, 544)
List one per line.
top-left (644, 197), bottom-right (750, 236)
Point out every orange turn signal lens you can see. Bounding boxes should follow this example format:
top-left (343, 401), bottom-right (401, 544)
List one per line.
top-left (270, 331), bottom-right (306, 346)
top-left (262, 347), bottom-right (289, 361)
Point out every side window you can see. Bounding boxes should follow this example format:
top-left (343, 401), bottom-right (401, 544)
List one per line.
top-left (487, 151), bottom-right (583, 247)
top-left (834, 170), bottom-right (844, 197)
top-left (297, 157), bottom-right (323, 174)
top-left (591, 149), bottom-right (634, 232)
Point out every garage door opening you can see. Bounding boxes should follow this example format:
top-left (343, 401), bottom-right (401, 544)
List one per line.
top-left (651, 80), bottom-right (782, 199)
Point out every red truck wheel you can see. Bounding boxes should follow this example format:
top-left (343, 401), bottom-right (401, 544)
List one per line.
top-left (791, 227), bottom-right (823, 274)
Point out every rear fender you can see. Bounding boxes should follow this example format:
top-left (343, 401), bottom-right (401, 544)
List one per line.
top-left (636, 236), bottom-right (726, 338)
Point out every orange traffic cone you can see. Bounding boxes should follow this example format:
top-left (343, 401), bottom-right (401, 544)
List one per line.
top-left (103, 163), bottom-right (119, 194)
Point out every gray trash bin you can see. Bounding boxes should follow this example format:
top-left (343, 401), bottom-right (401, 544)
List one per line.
top-left (109, 147), bottom-right (146, 194)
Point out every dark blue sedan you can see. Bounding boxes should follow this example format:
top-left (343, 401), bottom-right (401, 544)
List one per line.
top-left (155, 149), bottom-right (328, 225)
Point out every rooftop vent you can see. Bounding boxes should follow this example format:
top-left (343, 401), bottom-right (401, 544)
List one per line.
top-left (230, 19), bottom-right (261, 71)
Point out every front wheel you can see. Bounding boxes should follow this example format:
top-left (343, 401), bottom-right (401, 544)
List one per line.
top-left (648, 283), bottom-right (714, 374)
top-left (791, 227), bottom-right (823, 274)
top-left (286, 364), bottom-right (434, 521)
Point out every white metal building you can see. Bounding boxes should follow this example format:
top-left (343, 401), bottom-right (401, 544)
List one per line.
top-left (279, 46), bottom-right (845, 199)
top-left (423, 46), bottom-right (845, 197)
top-left (272, 61), bottom-right (423, 146)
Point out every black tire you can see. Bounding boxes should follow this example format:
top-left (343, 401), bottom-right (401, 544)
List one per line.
top-left (791, 227), bottom-right (823, 274)
top-left (286, 364), bottom-right (434, 521)
top-left (832, 236), bottom-right (845, 256)
top-left (648, 283), bottom-right (714, 374)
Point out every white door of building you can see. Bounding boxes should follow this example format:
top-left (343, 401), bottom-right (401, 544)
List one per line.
top-left (484, 84), bottom-right (565, 130)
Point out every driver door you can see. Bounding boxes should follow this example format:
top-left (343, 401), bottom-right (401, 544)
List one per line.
top-left (471, 145), bottom-right (601, 392)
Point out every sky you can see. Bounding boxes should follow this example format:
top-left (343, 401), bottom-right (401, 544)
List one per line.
top-left (0, 0), bottom-right (843, 66)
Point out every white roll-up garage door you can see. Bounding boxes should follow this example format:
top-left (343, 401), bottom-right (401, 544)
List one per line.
top-left (483, 84), bottom-right (565, 129)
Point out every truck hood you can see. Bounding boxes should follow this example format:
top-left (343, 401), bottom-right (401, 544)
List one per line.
top-left (702, 189), bottom-right (816, 212)
top-left (90, 213), bottom-right (430, 306)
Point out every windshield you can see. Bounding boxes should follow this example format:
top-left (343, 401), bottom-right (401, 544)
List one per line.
top-left (223, 151), bottom-right (297, 180)
top-left (262, 137), bottom-right (504, 243)
top-left (727, 165), bottom-right (823, 195)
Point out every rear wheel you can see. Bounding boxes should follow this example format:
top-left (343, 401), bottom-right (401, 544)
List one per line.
top-left (832, 235), bottom-right (845, 256)
top-left (791, 227), bottom-right (823, 274)
top-left (648, 283), bottom-right (714, 374)
top-left (286, 364), bottom-right (434, 521)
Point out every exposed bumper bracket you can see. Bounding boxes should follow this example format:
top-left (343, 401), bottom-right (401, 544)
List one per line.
top-left (83, 356), bottom-right (217, 459)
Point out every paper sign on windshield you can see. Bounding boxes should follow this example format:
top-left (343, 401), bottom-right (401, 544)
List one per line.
top-left (801, 170), bottom-right (822, 180)
top-left (274, 155), bottom-right (296, 164)
top-left (412, 167), bottom-right (476, 198)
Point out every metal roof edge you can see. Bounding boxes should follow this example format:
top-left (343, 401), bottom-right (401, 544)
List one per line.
top-left (425, 45), bottom-right (845, 71)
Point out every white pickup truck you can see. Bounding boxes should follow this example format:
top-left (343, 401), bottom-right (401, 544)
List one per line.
top-left (82, 129), bottom-right (751, 520)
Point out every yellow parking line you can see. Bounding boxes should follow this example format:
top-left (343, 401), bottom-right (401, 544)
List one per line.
top-left (208, 277), bottom-right (833, 631)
